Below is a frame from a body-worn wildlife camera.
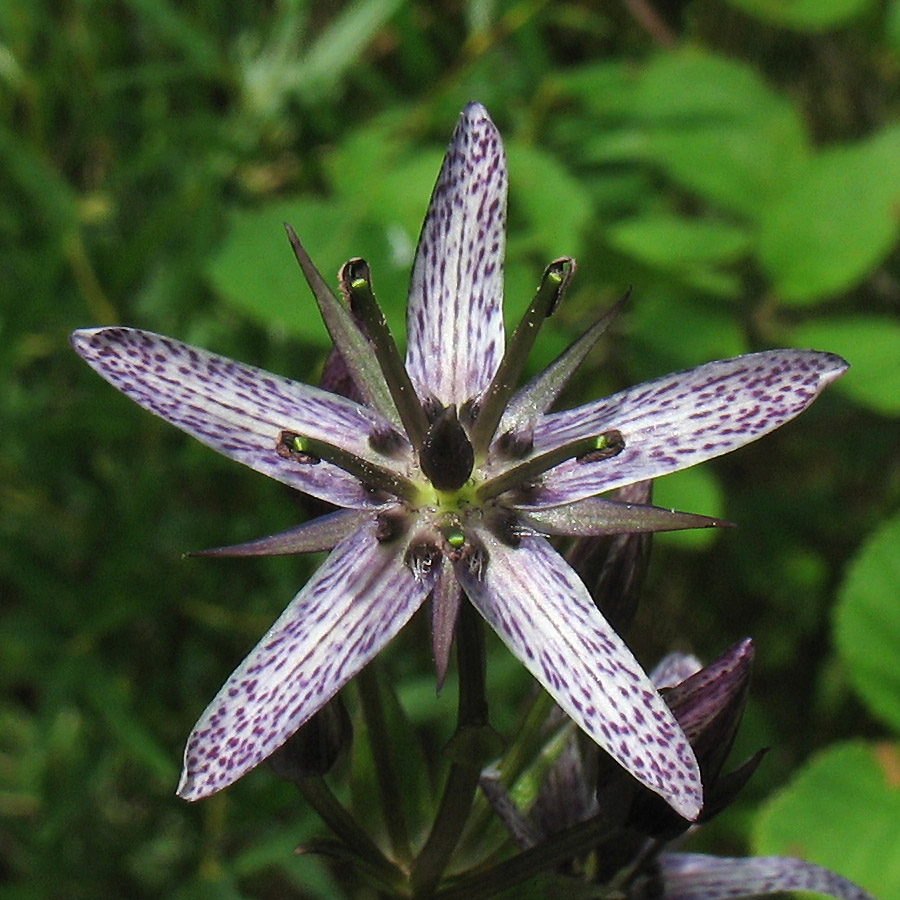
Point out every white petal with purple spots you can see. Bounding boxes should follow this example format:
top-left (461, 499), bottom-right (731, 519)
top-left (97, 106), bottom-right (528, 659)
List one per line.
top-left (72, 328), bottom-right (406, 508)
top-left (177, 523), bottom-right (436, 800)
top-left (521, 350), bottom-right (847, 507)
top-left (659, 853), bottom-right (875, 900)
top-left (405, 102), bottom-right (507, 406)
top-left (454, 533), bottom-right (702, 820)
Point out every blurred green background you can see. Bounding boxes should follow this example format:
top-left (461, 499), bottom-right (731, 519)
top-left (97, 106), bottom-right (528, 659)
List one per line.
top-left (4, 0), bottom-right (900, 896)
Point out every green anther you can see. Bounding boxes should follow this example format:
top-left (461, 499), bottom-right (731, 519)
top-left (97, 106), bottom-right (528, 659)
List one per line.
top-left (292, 435), bottom-right (310, 454)
top-left (446, 529), bottom-right (466, 549)
top-left (469, 256), bottom-right (576, 455)
top-left (594, 434), bottom-right (609, 451)
top-left (339, 257), bottom-right (429, 449)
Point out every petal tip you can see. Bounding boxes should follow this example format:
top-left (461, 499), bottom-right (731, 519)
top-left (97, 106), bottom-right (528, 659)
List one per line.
top-left (819, 351), bottom-right (850, 386)
top-left (461, 100), bottom-right (492, 121)
top-left (175, 768), bottom-right (202, 802)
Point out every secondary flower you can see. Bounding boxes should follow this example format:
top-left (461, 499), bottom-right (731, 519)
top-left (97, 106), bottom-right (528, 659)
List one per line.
top-left (482, 644), bottom-right (874, 900)
top-left (71, 103), bottom-right (846, 816)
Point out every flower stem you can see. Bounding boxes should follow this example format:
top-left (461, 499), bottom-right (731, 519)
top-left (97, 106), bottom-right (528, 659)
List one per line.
top-left (433, 812), bottom-right (617, 900)
top-left (410, 601), bottom-right (488, 897)
top-left (295, 775), bottom-right (405, 890)
top-left (356, 663), bottom-right (412, 863)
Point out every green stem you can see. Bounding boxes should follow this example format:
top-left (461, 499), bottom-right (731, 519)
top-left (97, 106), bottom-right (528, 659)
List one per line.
top-left (463, 689), bottom-right (555, 843)
top-left (357, 664), bottom-right (413, 864)
top-left (434, 812), bottom-right (617, 900)
top-left (296, 776), bottom-right (405, 890)
top-left (410, 601), bottom-right (488, 897)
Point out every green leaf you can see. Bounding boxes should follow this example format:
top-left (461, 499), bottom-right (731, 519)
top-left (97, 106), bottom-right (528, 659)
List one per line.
top-left (584, 50), bottom-right (810, 219)
top-left (835, 514), bottom-right (900, 731)
top-left (606, 212), bottom-right (750, 295)
top-left (206, 199), bottom-right (339, 342)
top-left (654, 465), bottom-right (726, 551)
top-left (607, 213), bottom-right (751, 268)
top-left (297, 0), bottom-right (406, 99)
top-left (506, 142), bottom-right (592, 260)
top-left (759, 125), bottom-right (900, 303)
top-left (629, 289), bottom-right (750, 375)
top-left (723, 0), bottom-right (873, 31)
top-left (753, 740), bottom-right (900, 899)
top-left (789, 317), bottom-right (900, 416)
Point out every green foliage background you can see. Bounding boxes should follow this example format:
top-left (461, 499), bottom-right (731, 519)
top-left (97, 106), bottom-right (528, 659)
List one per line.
top-left (3, 0), bottom-right (900, 896)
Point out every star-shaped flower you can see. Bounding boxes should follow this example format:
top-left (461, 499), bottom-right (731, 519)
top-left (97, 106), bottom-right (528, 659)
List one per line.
top-left (71, 103), bottom-right (846, 817)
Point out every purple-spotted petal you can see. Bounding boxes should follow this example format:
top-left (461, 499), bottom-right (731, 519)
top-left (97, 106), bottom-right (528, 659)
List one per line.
top-left (522, 350), bottom-right (847, 507)
top-left (405, 102), bottom-right (507, 406)
top-left (72, 328), bottom-right (407, 509)
top-left (658, 853), bottom-right (876, 900)
top-left (454, 533), bottom-right (702, 820)
top-left (177, 523), bottom-right (436, 800)
top-left (652, 652), bottom-right (703, 691)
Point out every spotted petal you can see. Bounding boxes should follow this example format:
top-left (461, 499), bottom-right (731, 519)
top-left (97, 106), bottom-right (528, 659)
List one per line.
top-left (454, 533), bottom-right (702, 819)
top-left (658, 853), bottom-right (875, 900)
top-left (72, 327), bottom-right (405, 509)
top-left (177, 523), bottom-right (437, 800)
top-left (523, 350), bottom-right (847, 507)
top-left (405, 102), bottom-right (507, 406)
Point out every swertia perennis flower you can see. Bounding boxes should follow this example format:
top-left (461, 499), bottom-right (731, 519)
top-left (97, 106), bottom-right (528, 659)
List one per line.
top-left (71, 103), bottom-right (846, 817)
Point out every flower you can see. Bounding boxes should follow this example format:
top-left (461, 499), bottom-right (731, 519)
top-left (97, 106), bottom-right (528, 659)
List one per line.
top-left (481, 643), bottom-right (874, 900)
top-left (71, 103), bottom-right (846, 815)
top-left (652, 853), bottom-right (875, 900)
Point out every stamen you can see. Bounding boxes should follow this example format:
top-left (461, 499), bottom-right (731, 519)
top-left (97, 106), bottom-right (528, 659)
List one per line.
top-left (277, 432), bottom-right (321, 464)
top-left (469, 257), bottom-right (576, 455)
top-left (340, 258), bottom-right (429, 449)
top-left (442, 524), bottom-right (466, 549)
top-left (284, 224), bottom-right (400, 426)
top-left (498, 289), bottom-right (630, 438)
top-left (276, 430), bottom-right (419, 503)
top-left (576, 429), bottom-right (625, 463)
top-left (477, 430), bottom-right (625, 501)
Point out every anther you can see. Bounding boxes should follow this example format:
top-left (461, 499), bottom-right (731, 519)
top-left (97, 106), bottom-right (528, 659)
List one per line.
top-left (277, 431), bottom-right (321, 464)
top-left (576, 429), bottom-right (625, 463)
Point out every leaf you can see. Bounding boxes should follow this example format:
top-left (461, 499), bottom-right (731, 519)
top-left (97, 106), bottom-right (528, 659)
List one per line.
top-left (607, 213), bottom-right (751, 269)
top-left (722, 0), bottom-right (874, 31)
top-left (835, 514), bottom-right (900, 731)
top-left (584, 50), bottom-right (810, 219)
top-left (296, 0), bottom-right (407, 100)
top-left (606, 212), bottom-right (751, 295)
top-left (206, 199), bottom-right (342, 341)
top-left (506, 142), bottom-right (593, 259)
top-left (759, 125), bottom-right (900, 303)
top-left (753, 741), bottom-right (899, 900)
top-left (629, 290), bottom-right (750, 376)
top-left (789, 317), bottom-right (900, 416)
top-left (653, 465), bottom-right (726, 551)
